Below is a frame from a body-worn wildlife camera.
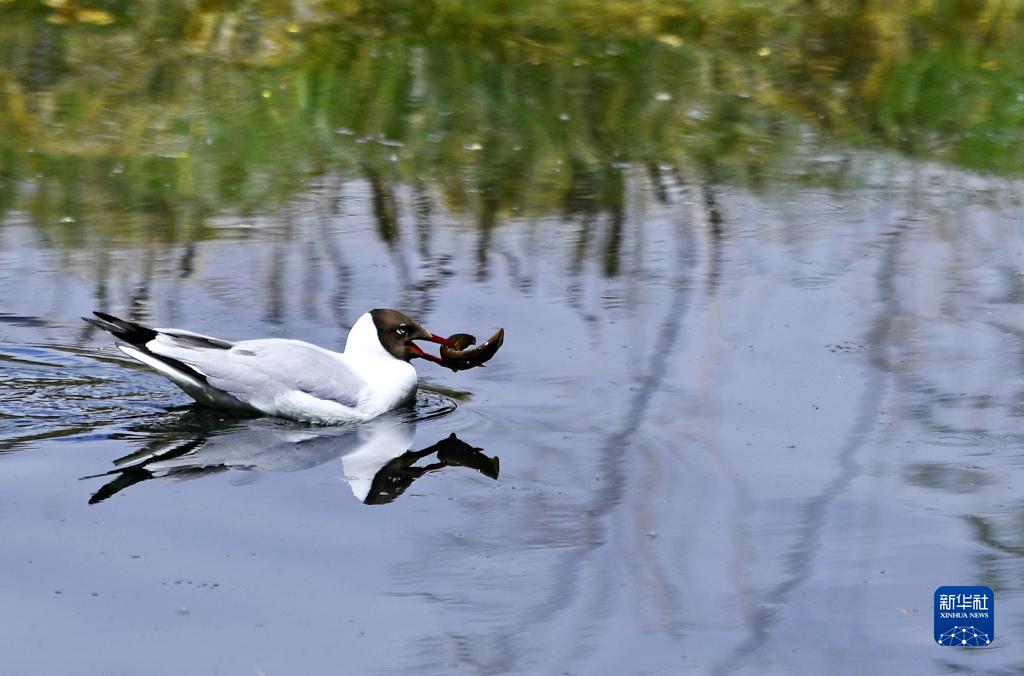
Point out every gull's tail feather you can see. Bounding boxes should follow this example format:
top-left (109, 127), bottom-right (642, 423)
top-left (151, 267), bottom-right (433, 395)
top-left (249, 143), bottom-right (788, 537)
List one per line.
top-left (84, 311), bottom-right (260, 412)
top-left (82, 311), bottom-right (157, 347)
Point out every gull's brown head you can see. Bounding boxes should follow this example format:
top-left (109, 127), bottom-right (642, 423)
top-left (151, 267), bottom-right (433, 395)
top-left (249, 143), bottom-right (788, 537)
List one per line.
top-left (370, 309), bottom-right (455, 365)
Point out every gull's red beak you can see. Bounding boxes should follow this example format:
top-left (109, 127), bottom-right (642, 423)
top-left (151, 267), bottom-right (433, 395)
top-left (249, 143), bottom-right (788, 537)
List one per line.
top-left (427, 334), bottom-right (457, 349)
top-left (407, 332), bottom-right (456, 366)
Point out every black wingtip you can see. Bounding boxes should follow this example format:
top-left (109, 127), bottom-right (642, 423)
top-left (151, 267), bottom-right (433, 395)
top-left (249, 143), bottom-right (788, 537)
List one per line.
top-left (84, 311), bottom-right (157, 346)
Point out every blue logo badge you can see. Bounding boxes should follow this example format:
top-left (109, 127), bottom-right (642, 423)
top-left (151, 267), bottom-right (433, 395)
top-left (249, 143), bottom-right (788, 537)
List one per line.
top-left (934, 586), bottom-right (994, 647)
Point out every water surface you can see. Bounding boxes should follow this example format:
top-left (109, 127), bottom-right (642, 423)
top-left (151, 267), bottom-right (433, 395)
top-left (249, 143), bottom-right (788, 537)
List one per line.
top-left (2, 2), bottom-right (1024, 675)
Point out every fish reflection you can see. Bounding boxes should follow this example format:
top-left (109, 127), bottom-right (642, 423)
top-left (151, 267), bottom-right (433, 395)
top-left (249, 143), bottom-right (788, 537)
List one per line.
top-left (83, 409), bottom-right (498, 505)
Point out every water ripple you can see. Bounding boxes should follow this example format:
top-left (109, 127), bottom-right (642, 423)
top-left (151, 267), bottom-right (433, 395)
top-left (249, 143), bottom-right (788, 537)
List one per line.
top-left (0, 342), bottom-right (462, 453)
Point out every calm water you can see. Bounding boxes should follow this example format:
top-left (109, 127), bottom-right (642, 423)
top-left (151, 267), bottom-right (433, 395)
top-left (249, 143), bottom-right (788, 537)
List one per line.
top-left (3, 157), bottom-right (1023, 675)
top-left (3, 3), bottom-right (1024, 675)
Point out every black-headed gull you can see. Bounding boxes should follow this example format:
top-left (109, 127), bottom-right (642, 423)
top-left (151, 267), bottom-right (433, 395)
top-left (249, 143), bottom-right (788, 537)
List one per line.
top-left (85, 309), bottom-right (457, 423)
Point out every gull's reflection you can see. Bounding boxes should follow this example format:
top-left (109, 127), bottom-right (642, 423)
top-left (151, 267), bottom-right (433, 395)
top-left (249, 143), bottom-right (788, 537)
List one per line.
top-left (84, 409), bottom-right (498, 505)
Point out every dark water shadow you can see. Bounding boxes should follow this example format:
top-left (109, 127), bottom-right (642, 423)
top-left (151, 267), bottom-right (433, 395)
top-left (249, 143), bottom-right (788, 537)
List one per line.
top-left (82, 406), bottom-right (497, 506)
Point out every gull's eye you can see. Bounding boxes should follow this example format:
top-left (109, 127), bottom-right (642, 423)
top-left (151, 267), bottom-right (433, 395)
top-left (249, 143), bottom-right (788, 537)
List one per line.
top-left (396, 325), bottom-right (409, 337)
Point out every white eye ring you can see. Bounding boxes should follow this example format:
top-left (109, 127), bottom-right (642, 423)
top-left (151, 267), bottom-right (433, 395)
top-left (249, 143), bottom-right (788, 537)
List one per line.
top-left (396, 326), bottom-right (408, 336)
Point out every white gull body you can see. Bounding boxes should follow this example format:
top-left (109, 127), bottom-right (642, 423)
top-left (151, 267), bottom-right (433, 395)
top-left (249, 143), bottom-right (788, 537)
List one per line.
top-left (94, 311), bottom-right (423, 423)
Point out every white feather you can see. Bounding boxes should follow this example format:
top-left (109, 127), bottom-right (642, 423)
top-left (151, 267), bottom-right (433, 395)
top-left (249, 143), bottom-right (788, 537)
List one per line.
top-left (117, 312), bottom-right (419, 423)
